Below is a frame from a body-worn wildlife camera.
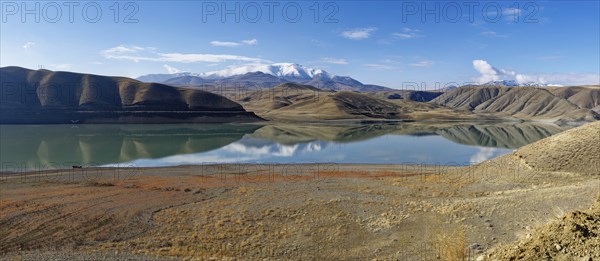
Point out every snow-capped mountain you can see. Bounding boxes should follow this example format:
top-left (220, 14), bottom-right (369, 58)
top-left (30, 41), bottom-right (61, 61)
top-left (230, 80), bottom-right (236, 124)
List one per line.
top-left (200, 63), bottom-right (332, 80)
top-left (137, 72), bottom-right (200, 83)
top-left (137, 63), bottom-right (392, 92)
top-left (480, 80), bottom-right (562, 87)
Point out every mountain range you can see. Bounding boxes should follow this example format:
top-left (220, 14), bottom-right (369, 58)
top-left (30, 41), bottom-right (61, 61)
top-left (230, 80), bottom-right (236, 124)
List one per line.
top-left (137, 63), bottom-right (392, 92)
top-left (139, 63), bottom-right (565, 92)
top-left (237, 83), bottom-right (486, 121)
top-left (477, 80), bottom-right (562, 87)
top-left (3, 66), bottom-right (598, 123)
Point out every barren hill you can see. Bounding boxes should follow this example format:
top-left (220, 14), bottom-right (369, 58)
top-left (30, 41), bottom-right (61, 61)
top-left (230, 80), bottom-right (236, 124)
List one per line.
top-left (507, 120), bottom-right (600, 174)
top-left (433, 86), bottom-right (600, 121)
top-left (484, 121), bottom-right (600, 259)
top-left (0, 67), bottom-right (261, 123)
top-left (548, 86), bottom-right (600, 113)
top-left (240, 83), bottom-right (486, 121)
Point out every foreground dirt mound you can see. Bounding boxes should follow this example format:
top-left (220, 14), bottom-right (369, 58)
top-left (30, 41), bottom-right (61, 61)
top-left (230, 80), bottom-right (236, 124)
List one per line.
top-left (511, 121), bottom-right (600, 174)
top-left (487, 198), bottom-right (600, 260)
top-left (482, 121), bottom-right (600, 259)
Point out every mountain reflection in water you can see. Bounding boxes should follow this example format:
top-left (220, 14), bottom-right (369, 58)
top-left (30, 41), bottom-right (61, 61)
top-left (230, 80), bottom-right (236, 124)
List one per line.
top-left (0, 122), bottom-right (573, 170)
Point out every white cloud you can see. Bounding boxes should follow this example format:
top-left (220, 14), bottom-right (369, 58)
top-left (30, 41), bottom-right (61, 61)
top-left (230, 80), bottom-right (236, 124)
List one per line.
top-left (393, 28), bottom-right (422, 39)
top-left (163, 64), bottom-right (182, 74)
top-left (23, 42), bottom-right (35, 49)
top-left (484, 7), bottom-right (525, 22)
top-left (403, 27), bottom-right (420, 33)
top-left (410, 60), bottom-right (434, 67)
top-left (341, 27), bottom-right (377, 40)
top-left (210, 39), bottom-right (258, 47)
top-left (320, 57), bottom-right (348, 65)
top-left (481, 31), bottom-right (508, 38)
top-left (472, 60), bottom-right (502, 83)
top-left (515, 73), bottom-right (600, 86)
top-left (101, 44), bottom-right (267, 63)
top-left (104, 45), bottom-right (144, 54)
top-left (272, 144), bottom-right (299, 157)
top-left (472, 59), bottom-right (600, 86)
top-left (503, 7), bottom-right (522, 15)
top-left (241, 39), bottom-right (258, 45)
top-left (210, 41), bottom-right (241, 47)
top-left (393, 33), bottom-right (416, 39)
top-left (159, 53), bottom-right (264, 63)
top-left (365, 63), bottom-right (395, 70)
top-left (49, 64), bottom-right (71, 70)
top-left (470, 148), bottom-right (504, 164)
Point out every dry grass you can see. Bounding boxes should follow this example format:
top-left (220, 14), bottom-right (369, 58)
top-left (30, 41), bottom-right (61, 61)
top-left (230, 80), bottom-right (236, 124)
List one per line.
top-left (84, 180), bottom-right (115, 187)
top-left (311, 170), bottom-right (416, 179)
top-left (428, 215), bottom-right (469, 261)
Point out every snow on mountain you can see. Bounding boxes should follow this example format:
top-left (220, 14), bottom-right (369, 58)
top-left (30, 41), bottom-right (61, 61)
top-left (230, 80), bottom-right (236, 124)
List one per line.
top-left (481, 80), bottom-right (562, 87)
top-left (137, 72), bottom-right (201, 83)
top-left (200, 63), bottom-right (332, 80)
top-left (136, 63), bottom-right (392, 91)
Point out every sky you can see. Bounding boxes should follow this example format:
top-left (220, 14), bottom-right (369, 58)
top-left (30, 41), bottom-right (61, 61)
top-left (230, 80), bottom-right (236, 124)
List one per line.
top-left (1, 1), bottom-right (599, 88)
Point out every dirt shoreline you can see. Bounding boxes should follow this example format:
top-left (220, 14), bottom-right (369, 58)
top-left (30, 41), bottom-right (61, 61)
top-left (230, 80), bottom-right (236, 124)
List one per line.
top-left (1, 160), bottom-right (598, 260)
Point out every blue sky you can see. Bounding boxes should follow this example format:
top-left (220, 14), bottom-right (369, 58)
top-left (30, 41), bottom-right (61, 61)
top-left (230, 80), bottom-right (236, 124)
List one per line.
top-left (1, 1), bottom-right (599, 88)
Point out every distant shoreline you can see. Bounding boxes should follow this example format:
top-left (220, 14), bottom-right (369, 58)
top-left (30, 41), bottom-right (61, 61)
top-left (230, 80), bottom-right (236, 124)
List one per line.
top-left (0, 110), bottom-right (264, 124)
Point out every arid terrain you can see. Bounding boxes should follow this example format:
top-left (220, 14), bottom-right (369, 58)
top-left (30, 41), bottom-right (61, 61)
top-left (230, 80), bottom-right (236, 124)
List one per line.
top-left (1, 121), bottom-right (598, 260)
top-left (233, 83), bottom-right (600, 122)
top-left (2, 1), bottom-right (598, 260)
top-left (237, 83), bottom-right (499, 122)
top-left (0, 67), bottom-right (261, 124)
top-left (3, 67), bottom-right (599, 124)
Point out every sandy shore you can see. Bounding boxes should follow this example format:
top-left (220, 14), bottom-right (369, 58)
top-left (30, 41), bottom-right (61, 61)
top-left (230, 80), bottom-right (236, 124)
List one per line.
top-left (1, 160), bottom-right (598, 260)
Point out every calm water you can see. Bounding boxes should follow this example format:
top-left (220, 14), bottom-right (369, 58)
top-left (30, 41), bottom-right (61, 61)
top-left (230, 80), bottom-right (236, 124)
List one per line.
top-left (0, 123), bottom-right (571, 171)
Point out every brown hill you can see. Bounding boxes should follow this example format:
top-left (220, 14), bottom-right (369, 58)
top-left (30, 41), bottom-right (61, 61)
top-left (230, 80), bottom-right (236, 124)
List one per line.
top-left (240, 83), bottom-right (488, 121)
top-left (508, 121), bottom-right (600, 174)
top-left (548, 86), bottom-right (600, 111)
top-left (366, 90), bottom-right (444, 102)
top-left (484, 121), bottom-right (600, 175)
top-left (485, 121), bottom-right (600, 259)
top-left (433, 86), bottom-right (600, 121)
top-left (0, 67), bottom-right (261, 123)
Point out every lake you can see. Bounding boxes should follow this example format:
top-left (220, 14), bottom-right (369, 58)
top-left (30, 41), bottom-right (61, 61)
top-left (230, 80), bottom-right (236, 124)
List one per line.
top-left (0, 122), bottom-right (572, 171)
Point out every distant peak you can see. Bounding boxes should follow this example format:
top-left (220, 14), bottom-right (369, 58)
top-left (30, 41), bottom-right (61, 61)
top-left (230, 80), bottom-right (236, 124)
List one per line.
top-left (480, 80), bottom-right (559, 87)
top-left (199, 63), bottom-right (334, 80)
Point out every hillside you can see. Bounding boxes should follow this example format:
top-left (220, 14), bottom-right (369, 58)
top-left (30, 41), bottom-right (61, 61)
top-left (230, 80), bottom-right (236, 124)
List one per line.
top-left (484, 121), bottom-right (600, 259)
top-left (504, 120), bottom-right (600, 174)
top-left (0, 67), bottom-right (261, 123)
top-left (432, 86), bottom-right (600, 121)
top-left (365, 90), bottom-right (444, 102)
top-left (238, 83), bottom-right (484, 121)
top-left (548, 86), bottom-right (600, 113)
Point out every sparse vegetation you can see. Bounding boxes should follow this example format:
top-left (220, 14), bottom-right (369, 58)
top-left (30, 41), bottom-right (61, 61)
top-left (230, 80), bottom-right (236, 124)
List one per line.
top-left (85, 180), bottom-right (115, 187)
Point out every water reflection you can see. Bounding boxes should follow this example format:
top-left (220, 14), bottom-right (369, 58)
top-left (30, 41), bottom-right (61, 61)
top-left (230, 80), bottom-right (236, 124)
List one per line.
top-left (0, 122), bottom-right (573, 170)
